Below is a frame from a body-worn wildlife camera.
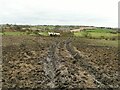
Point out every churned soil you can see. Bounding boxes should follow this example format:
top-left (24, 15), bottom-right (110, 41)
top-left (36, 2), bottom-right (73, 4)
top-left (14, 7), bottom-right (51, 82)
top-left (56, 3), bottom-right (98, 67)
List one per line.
top-left (2, 36), bottom-right (120, 88)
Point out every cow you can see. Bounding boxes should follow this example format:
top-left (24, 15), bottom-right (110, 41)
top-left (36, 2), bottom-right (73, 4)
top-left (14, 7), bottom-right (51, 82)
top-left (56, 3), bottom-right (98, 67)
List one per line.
top-left (48, 32), bottom-right (60, 36)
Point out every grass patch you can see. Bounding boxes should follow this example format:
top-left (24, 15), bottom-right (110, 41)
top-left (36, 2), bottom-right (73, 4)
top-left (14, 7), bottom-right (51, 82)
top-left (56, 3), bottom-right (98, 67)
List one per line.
top-left (0, 33), bottom-right (3, 35)
top-left (38, 32), bottom-right (49, 36)
top-left (3, 32), bottom-right (26, 35)
top-left (85, 29), bottom-right (114, 33)
top-left (2, 31), bottom-right (49, 36)
top-left (73, 37), bottom-right (118, 47)
top-left (86, 39), bottom-right (118, 47)
top-left (74, 29), bottom-right (119, 40)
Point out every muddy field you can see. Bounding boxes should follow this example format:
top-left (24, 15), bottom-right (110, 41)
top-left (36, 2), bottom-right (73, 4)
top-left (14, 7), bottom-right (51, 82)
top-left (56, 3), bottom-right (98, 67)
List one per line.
top-left (2, 36), bottom-right (120, 88)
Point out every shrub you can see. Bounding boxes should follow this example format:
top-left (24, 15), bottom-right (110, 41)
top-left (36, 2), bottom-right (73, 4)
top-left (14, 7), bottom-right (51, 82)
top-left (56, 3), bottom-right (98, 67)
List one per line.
top-left (110, 37), bottom-right (117, 41)
top-left (82, 31), bottom-right (91, 38)
top-left (61, 31), bottom-right (74, 37)
top-left (26, 31), bottom-right (31, 35)
top-left (100, 36), bottom-right (105, 39)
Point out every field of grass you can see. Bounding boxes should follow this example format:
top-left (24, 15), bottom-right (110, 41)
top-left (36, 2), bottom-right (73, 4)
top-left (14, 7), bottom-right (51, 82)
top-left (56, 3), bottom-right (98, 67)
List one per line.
top-left (3, 32), bottom-right (26, 35)
top-left (2, 31), bottom-right (49, 36)
top-left (38, 32), bottom-right (49, 36)
top-left (74, 29), bottom-right (119, 40)
top-left (82, 38), bottom-right (118, 47)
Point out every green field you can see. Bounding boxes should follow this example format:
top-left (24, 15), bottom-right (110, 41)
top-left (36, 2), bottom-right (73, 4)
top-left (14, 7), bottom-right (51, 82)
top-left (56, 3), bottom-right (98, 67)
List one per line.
top-left (83, 38), bottom-right (118, 47)
top-left (2, 31), bottom-right (49, 36)
top-left (74, 29), bottom-right (119, 40)
top-left (2, 29), bottom-right (119, 41)
top-left (38, 32), bottom-right (49, 36)
top-left (3, 32), bottom-right (26, 35)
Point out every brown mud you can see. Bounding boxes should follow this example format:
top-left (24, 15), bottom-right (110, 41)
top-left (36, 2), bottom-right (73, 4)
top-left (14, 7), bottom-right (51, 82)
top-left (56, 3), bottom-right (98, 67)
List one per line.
top-left (2, 36), bottom-right (120, 88)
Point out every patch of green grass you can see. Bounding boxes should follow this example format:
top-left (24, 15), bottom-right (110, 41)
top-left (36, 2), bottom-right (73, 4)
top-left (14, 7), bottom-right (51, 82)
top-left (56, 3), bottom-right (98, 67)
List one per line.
top-left (4, 32), bottom-right (26, 35)
top-left (38, 32), bottom-right (49, 36)
top-left (3, 31), bottom-right (49, 36)
top-left (85, 29), bottom-right (114, 33)
top-left (86, 39), bottom-right (118, 47)
top-left (89, 32), bottom-right (118, 38)
top-left (0, 33), bottom-right (3, 35)
top-left (73, 37), bottom-right (118, 47)
top-left (74, 29), bottom-right (119, 40)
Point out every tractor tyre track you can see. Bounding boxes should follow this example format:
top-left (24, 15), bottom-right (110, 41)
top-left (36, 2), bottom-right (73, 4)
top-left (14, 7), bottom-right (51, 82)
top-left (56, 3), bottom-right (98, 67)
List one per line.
top-left (64, 39), bottom-right (118, 88)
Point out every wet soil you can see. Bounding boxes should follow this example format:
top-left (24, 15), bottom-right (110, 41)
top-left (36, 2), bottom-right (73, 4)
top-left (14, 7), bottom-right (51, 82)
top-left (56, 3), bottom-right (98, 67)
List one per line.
top-left (2, 36), bottom-right (120, 88)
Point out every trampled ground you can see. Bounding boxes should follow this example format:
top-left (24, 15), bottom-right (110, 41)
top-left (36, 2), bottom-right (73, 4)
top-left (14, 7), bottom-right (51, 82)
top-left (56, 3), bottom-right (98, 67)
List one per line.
top-left (2, 36), bottom-right (120, 88)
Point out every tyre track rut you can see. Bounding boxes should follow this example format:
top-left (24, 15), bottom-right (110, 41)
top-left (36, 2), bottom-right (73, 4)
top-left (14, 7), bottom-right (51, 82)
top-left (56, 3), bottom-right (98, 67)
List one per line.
top-left (65, 39), bottom-right (119, 88)
top-left (43, 39), bottom-right (97, 88)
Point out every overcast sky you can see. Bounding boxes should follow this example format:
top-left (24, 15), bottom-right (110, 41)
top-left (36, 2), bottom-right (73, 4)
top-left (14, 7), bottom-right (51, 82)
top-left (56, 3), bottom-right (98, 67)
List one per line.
top-left (0, 0), bottom-right (119, 27)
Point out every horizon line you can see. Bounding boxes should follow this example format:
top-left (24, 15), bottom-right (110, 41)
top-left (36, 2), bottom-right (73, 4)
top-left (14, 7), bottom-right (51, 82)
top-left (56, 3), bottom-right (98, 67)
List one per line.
top-left (0, 23), bottom-right (118, 28)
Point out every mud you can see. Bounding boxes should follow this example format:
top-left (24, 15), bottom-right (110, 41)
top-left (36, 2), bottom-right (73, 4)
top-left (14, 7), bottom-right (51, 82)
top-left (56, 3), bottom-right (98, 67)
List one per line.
top-left (2, 36), bottom-right (120, 88)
